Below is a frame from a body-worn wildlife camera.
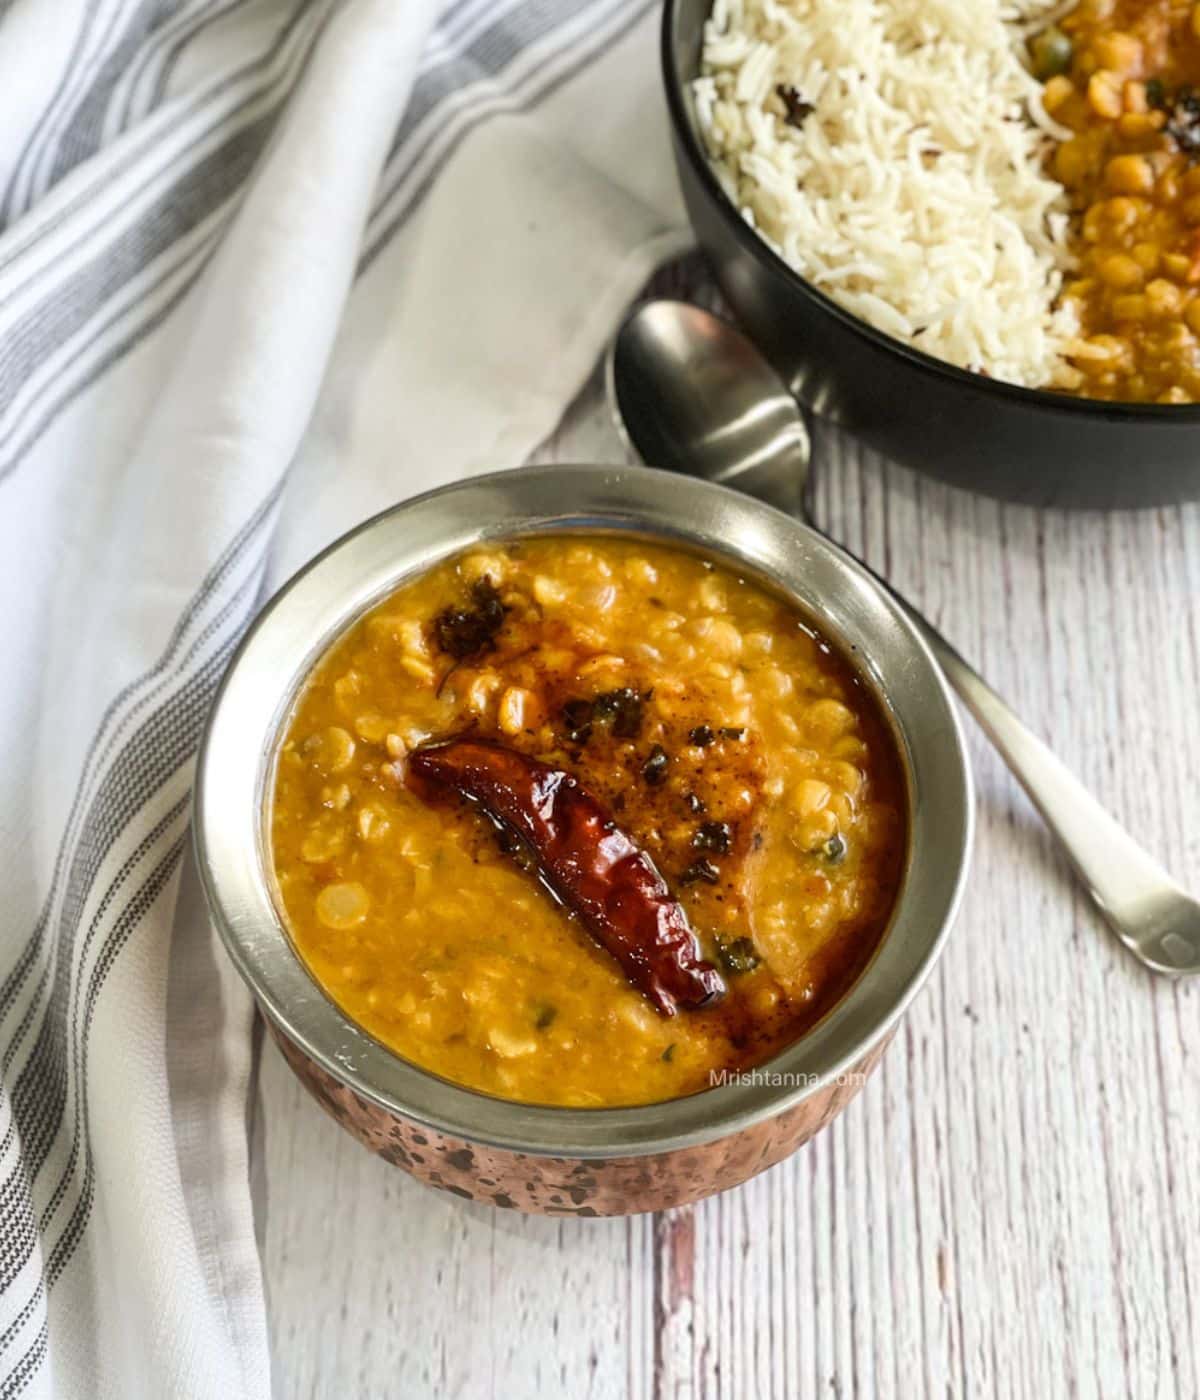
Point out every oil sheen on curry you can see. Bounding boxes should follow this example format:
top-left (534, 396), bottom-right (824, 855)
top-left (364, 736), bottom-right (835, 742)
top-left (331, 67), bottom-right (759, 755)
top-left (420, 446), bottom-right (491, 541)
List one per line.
top-left (270, 537), bottom-right (907, 1107)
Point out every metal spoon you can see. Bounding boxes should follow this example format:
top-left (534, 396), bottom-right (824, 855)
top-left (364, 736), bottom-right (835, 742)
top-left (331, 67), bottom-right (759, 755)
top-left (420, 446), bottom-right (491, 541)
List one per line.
top-left (607, 299), bottom-right (1200, 977)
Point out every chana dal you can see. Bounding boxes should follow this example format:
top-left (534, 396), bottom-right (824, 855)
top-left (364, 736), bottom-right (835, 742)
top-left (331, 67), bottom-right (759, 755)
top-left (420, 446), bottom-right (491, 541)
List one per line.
top-left (270, 537), bottom-right (907, 1107)
top-left (1043, 0), bottom-right (1200, 400)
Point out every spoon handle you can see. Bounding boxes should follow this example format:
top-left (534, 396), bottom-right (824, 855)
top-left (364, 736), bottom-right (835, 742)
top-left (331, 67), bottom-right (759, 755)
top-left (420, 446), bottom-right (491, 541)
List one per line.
top-left (883, 588), bottom-right (1200, 976)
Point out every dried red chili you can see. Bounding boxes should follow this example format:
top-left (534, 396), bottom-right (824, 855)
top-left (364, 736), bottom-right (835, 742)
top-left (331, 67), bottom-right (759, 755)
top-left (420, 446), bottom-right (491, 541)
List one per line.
top-left (408, 738), bottom-right (725, 1016)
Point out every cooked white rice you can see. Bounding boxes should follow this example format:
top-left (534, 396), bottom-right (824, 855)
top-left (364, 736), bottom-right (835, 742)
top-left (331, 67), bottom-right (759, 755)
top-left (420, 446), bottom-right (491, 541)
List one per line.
top-left (695, 0), bottom-right (1079, 387)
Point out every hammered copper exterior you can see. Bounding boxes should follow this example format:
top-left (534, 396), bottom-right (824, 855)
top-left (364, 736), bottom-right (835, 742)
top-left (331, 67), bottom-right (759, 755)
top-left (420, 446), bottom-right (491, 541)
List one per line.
top-left (271, 1022), bottom-right (892, 1215)
top-left (197, 470), bottom-right (970, 1219)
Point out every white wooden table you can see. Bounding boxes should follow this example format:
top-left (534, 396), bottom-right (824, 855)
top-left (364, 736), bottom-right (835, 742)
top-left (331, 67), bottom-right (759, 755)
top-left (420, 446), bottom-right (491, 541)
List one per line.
top-left (251, 266), bottom-right (1200, 1399)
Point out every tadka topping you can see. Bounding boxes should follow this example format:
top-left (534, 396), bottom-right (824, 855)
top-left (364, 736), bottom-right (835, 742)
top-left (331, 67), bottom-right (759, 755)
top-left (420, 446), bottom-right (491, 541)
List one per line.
top-left (432, 577), bottom-right (506, 659)
top-left (1041, 0), bottom-right (1200, 401)
top-left (408, 738), bottom-right (726, 1016)
top-left (270, 536), bottom-right (906, 1107)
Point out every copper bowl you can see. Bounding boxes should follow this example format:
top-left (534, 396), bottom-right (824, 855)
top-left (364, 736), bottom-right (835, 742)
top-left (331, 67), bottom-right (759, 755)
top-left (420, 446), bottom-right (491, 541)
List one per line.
top-left (194, 465), bottom-right (973, 1215)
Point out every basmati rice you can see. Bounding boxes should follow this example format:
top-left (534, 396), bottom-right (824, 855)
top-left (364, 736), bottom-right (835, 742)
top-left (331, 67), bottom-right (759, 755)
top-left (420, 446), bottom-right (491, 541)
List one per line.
top-left (695, 0), bottom-right (1079, 387)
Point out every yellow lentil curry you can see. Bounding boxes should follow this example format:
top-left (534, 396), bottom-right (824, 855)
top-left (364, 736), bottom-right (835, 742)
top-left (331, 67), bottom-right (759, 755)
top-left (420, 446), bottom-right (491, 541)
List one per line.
top-left (1040, 0), bottom-right (1200, 400)
top-left (270, 537), bottom-right (907, 1107)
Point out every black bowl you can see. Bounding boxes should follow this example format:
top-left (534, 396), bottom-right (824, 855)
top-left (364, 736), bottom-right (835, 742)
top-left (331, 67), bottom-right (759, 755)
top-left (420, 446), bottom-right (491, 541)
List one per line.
top-left (663, 0), bottom-right (1200, 509)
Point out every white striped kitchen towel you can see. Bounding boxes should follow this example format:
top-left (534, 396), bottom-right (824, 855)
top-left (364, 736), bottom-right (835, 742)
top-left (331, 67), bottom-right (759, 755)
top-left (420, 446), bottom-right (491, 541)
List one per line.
top-left (0, 0), bottom-right (686, 1394)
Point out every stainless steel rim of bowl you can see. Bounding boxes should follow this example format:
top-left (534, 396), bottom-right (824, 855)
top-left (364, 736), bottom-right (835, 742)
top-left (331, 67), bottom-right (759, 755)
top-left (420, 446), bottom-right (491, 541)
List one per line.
top-left (659, 0), bottom-right (1200, 424)
top-left (194, 464), bottom-right (974, 1158)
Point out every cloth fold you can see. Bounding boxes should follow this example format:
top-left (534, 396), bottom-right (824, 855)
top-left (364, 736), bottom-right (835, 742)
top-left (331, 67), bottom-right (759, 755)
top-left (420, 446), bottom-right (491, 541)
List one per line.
top-left (0, 0), bottom-right (683, 1394)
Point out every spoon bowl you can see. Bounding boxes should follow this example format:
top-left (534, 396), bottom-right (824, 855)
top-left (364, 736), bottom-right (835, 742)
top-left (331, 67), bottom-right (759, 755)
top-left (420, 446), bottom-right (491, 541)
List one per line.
top-left (607, 300), bottom-right (807, 516)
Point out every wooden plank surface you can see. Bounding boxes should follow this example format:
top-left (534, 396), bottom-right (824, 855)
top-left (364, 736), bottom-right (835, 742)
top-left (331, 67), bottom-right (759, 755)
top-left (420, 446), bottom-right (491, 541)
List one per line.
top-left (252, 263), bottom-right (1200, 1399)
